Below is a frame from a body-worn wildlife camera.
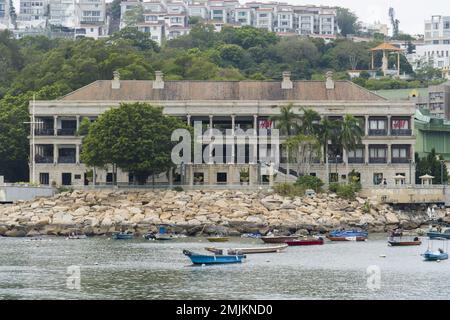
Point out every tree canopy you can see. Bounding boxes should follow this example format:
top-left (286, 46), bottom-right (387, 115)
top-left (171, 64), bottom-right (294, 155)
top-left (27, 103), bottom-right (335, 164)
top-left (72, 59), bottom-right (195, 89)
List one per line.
top-left (81, 103), bottom-right (191, 184)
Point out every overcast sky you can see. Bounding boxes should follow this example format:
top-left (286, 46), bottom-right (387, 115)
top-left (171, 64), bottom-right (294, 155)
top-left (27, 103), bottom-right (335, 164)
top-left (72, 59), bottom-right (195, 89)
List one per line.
top-left (11, 0), bottom-right (448, 35)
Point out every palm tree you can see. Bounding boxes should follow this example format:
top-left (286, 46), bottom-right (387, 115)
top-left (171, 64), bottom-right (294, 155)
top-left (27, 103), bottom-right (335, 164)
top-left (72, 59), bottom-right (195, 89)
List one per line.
top-left (338, 114), bottom-right (364, 183)
top-left (270, 104), bottom-right (301, 177)
top-left (318, 117), bottom-right (338, 184)
top-left (270, 103), bottom-right (300, 136)
top-left (300, 108), bottom-right (321, 136)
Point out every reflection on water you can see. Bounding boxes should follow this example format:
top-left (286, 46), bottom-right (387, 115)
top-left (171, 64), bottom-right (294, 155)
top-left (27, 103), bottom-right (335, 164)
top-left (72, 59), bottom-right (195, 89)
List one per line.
top-left (0, 235), bottom-right (449, 300)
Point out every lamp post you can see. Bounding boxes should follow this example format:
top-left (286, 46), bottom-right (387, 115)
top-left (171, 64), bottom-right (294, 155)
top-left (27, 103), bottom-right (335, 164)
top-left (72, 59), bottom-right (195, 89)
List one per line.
top-left (336, 155), bottom-right (341, 183)
top-left (23, 94), bottom-right (43, 185)
top-left (441, 160), bottom-right (445, 185)
top-left (409, 159), bottom-right (412, 186)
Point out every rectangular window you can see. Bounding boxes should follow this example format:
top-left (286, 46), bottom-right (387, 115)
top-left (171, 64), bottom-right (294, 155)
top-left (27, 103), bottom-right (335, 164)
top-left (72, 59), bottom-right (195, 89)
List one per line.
top-left (373, 173), bottom-right (383, 185)
top-left (39, 173), bottom-right (49, 185)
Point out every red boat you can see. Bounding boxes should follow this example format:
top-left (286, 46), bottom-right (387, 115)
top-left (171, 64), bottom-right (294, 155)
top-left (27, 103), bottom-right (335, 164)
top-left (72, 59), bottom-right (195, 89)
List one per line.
top-left (285, 238), bottom-right (324, 246)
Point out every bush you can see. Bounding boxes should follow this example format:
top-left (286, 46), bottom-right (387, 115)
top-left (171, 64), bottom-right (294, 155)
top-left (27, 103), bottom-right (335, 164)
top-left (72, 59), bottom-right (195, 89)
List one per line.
top-left (57, 186), bottom-right (74, 193)
top-left (173, 186), bottom-right (184, 192)
top-left (273, 183), bottom-right (305, 197)
top-left (336, 184), bottom-right (356, 200)
top-left (328, 183), bottom-right (339, 193)
top-left (294, 175), bottom-right (324, 192)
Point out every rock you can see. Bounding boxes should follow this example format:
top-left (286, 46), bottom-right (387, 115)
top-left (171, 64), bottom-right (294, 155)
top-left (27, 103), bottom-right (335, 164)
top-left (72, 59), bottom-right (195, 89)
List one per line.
top-left (5, 228), bottom-right (27, 237)
top-left (128, 207), bottom-right (142, 215)
top-left (52, 212), bottom-right (74, 224)
top-left (384, 212), bottom-right (399, 224)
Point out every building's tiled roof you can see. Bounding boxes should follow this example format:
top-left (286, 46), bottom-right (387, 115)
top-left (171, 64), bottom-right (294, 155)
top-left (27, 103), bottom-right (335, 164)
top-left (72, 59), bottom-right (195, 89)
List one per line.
top-left (60, 80), bottom-right (386, 101)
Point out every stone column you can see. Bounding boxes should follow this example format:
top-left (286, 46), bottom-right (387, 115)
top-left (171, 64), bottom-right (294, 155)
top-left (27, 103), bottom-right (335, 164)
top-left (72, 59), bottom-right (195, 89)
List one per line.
top-left (230, 115), bottom-right (235, 164)
top-left (76, 144), bottom-right (80, 164)
top-left (54, 116), bottom-right (58, 136)
top-left (53, 144), bottom-right (58, 164)
top-left (269, 162), bottom-right (274, 187)
top-left (365, 115), bottom-right (369, 136)
top-left (387, 144), bottom-right (392, 164)
top-left (208, 165), bottom-right (214, 185)
top-left (387, 115), bottom-right (391, 136)
top-left (252, 114), bottom-right (258, 164)
top-left (365, 144), bottom-right (369, 164)
top-left (228, 165), bottom-right (234, 185)
top-left (209, 114), bottom-right (213, 130)
top-left (343, 148), bottom-right (348, 165)
top-left (410, 144), bottom-right (415, 163)
top-left (186, 114), bottom-right (191, 126)
top-left (410, 115), bottom-right (415, 132)
top-left (168, 169), bottom-right (173, 187)
top-left (76, 115), bottom-right (80, 132)
top-left (188, 165), bottom-right (194, 186)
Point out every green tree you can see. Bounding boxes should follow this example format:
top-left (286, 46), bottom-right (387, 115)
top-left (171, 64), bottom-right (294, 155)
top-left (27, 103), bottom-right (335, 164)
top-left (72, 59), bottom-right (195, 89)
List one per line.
top-left (336, 8), bottom-right (360, 36)
top-left (76, 117), bottom-right (92, 136)
top-left (122, 3), bottom-right (144, 27)
top-left (270, 103), bottom-right (300, 136)
top-left (81, 103), bottom-right (190, 184)
top-left (299, 108), bottom-right (320, 136)
top-left (415, 149), bottom-right (448, 184)
top-left (338, 114), bottom-right (364, 182)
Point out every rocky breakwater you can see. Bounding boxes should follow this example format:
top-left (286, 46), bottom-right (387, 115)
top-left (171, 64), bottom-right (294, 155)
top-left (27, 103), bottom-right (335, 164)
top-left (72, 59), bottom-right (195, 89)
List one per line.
top-left (0, 190), bottom-right (447, 237)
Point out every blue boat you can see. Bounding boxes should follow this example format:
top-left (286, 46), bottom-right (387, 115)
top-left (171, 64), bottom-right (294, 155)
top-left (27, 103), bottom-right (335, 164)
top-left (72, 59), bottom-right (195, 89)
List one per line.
top-left (422, 237), bottom-right (448, 261)
top-left (183, 250), bottom-right (245, 265)
top-left (427, 228), bottom-right (450, 239)
top-left (422, 249), bottom-right (449, 261)
top-left (329, 229), bottom-right (368, 237)
top-left (112, 232), bottom-right (134, 240)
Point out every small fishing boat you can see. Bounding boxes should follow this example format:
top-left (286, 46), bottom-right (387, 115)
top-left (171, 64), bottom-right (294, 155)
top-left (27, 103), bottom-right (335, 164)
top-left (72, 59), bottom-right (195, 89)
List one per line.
top-left (144, 225), bottom-right (179, 240)
top-left (112, 232), bottom-right (134, 240)
top-left (427, 227), bottom-right (450, 239)
top-left (183, 250), bottom-right (245, 265)
top-left (327, 229), bottom-right (368, 241)
top-left (241, 232), bottom-right (262, 239)
top-left (261, 235), bottom-right (298, 244)
top-left (285, 237), bottom-right (325, 246)
top-left (205, 244), bottom-right (288, 255)
top-left (207, 236), bottom-right (229, 242)
top-left (66, 234), bottom-right (87, 240)
top-left (388, 237), bottom-right (421, 246)
top-left (422, 237), bottom-right (449, 261)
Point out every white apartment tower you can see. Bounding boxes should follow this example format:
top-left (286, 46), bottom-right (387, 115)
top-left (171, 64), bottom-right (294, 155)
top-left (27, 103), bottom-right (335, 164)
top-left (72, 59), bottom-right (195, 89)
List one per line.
top-left (409, 15), bottom-right (450, 71)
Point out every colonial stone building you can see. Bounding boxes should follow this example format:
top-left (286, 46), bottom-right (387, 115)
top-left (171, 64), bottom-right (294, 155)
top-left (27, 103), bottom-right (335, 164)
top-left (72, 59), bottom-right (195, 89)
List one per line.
top-left (29, 71), bottom-right (416, 188)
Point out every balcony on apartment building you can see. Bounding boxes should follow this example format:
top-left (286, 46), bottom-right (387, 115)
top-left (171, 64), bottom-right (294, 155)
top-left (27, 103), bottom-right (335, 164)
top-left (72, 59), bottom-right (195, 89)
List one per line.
top-left (34, 117), bottom-right (54, 136)
top-left (58, 147), bottom-right (77, 164)
top-left (57, 117), bottom-right (77, 136)
top-left (35, 144), bottom-right (53, 164)
top-left (368, 116), bottom-right (412, 137)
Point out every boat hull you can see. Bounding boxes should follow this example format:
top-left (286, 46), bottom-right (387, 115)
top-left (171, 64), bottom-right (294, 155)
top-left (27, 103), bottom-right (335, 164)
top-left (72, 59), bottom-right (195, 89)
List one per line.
top-left (183, 250), bottom-right (245, 265)
top-left (427, 232), bottom-right (450, 239)
top-left (423, 252), bottom-right (449, 261)
top-left (388, 240), bottom-right (421, 246)
top-left (205, 244), bottom-right (288, 255)
top-left (207, 237), bottom-right (229, 242)
top-left (285, 239), bottom-right (324, 246)
top-left (261, 236), bottom-right (298, 244)
top-left (112, 233), bottom-right (134, 240)
top-left (327, 236), bottom-right (367, 242)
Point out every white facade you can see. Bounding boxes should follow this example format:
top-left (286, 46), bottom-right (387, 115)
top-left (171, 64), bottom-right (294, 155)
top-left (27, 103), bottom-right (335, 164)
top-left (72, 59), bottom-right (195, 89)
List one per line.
top-left (275, 7), bottom-right (294, 33)
top-left (255, 9), bottom-right (273, 31)
top-left (409, 15), bottom-right (450, 71)
top-left (234, 7), bottom-right (251, 26)
top-left (0, 0), bottom-right (10, 28)
top-left (18, 0), bottom-right (48, 28)
top-left (188, 5), bottom-right (208, 19)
